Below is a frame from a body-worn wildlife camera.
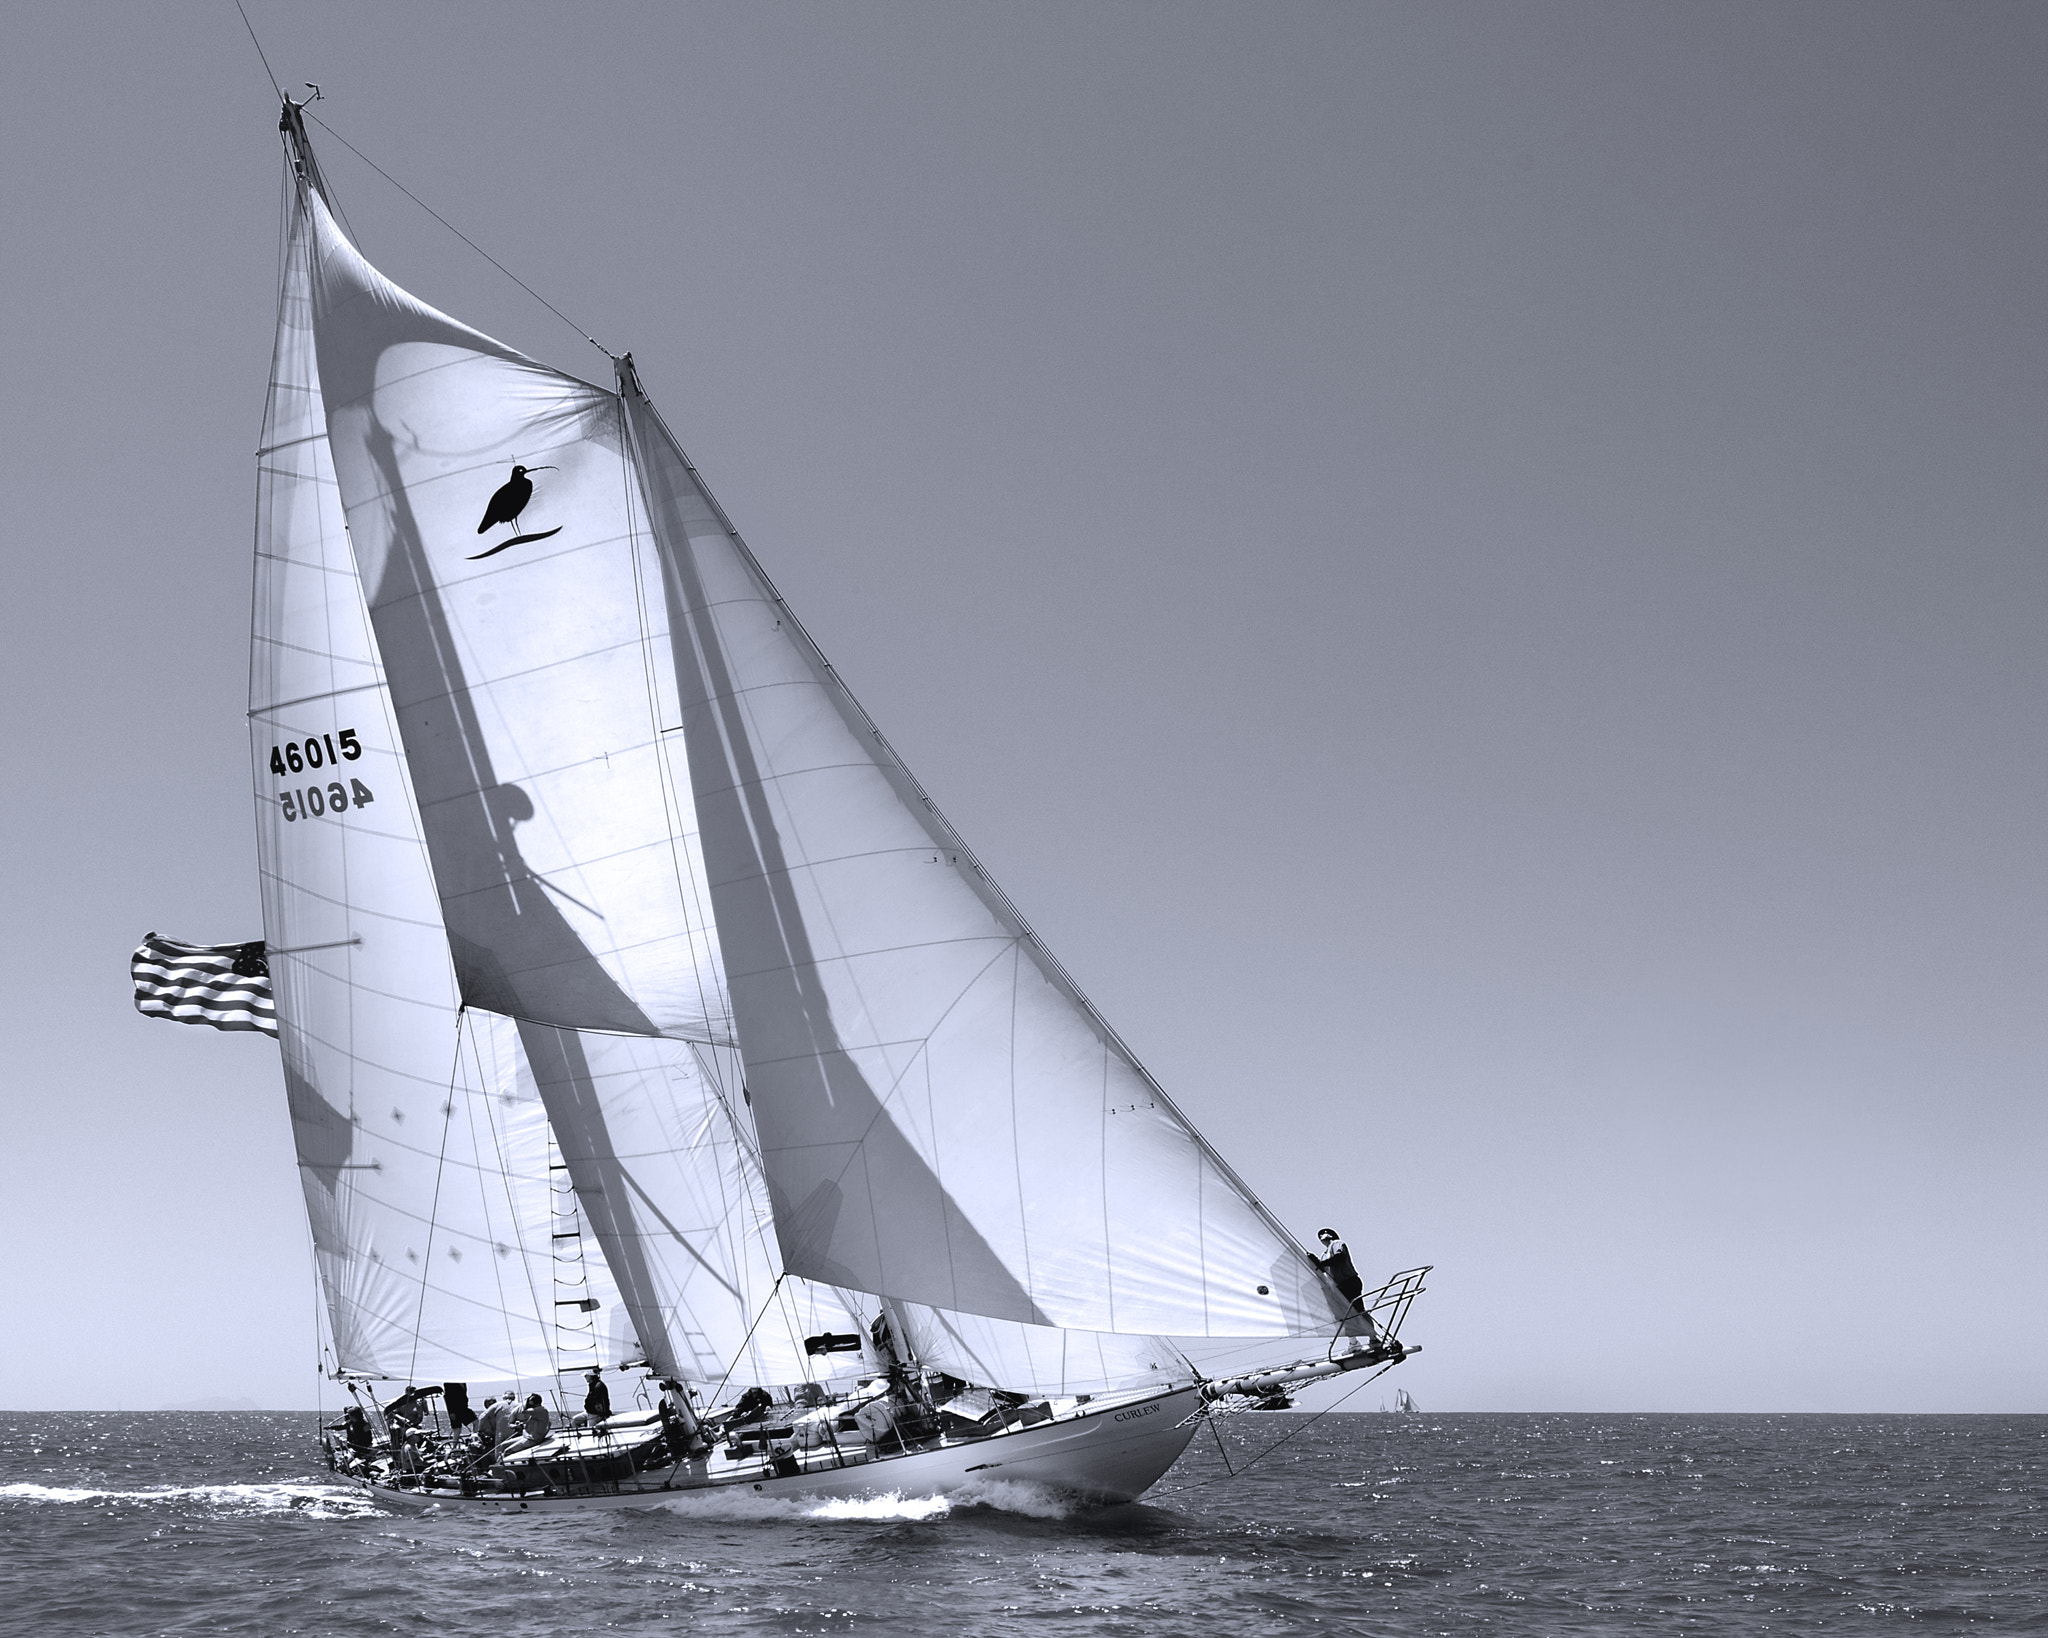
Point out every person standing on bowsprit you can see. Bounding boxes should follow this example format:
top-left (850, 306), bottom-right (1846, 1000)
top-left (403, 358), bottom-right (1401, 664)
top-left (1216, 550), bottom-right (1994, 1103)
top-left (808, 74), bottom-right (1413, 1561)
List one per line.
top-left (1310, 1228), bottom-right (1363, 1305)
top-left (1311, 1228), bottom-right (1384, 1343)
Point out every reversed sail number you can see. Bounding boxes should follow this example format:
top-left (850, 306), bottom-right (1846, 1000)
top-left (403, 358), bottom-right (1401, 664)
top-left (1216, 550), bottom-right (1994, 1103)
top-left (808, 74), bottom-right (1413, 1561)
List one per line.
top-left (282, 780), bottom-right (375, 822)
top-left (269, 728), bottom-right (363, 777)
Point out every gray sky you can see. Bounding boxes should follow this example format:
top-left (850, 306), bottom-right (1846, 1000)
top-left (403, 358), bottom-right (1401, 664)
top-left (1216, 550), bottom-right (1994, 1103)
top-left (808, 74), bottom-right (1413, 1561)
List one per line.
top-left (3, 2), bottom-right (2042, 1412)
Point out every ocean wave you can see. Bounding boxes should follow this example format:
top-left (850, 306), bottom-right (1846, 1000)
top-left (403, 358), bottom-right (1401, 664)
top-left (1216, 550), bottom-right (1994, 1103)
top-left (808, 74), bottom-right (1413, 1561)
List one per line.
top-left (0, 1481), bottom-right (379, 1519)
top-left (944, 1477), bottom-right (1077, 1519)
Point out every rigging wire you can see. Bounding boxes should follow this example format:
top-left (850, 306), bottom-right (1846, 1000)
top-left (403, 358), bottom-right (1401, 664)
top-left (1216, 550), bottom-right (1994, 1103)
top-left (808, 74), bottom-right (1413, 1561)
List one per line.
top-left (461, 1012), bottom-right (536, 1398)
top-left (476, 1020), bottom-right (556, 1393)
top-left (1188, 1361), bottom-right (1400, 1487)
top-left (302, 110), bottom-right (614, 360)
top-left (695, 1036), bottom-right (843, 1399)
top-left (231, 0), bottom-right (282, 100)
top-left (405, 1013), bottom-right (469, 1385)
top-left (705, 1274), bottom-right (790, 1411)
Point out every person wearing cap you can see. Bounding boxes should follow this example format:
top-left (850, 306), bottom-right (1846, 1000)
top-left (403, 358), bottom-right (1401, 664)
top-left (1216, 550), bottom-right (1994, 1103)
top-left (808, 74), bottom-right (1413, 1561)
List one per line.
top-left (583, 1368), bottom-right (612, 1424)
top-left (1310, 1228), bottom-right (1381, 1339)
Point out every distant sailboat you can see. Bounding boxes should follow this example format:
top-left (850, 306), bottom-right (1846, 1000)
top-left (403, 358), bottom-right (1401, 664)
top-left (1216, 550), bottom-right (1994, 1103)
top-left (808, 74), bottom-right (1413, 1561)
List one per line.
top-left (144, 95), bottom-right (1425, 1513)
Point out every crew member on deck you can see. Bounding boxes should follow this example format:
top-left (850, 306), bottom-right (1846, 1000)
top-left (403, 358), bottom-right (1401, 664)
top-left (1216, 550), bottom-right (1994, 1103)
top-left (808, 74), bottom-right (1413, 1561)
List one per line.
top-left (385, 1384), bottom-right (436, 1432)
top-left (495, 1394), bottom-right (552, 1468)
top-left (327, 1404), bottom-right (373, 1458)
top-left (583, 1369), bottom-right (611, 1424)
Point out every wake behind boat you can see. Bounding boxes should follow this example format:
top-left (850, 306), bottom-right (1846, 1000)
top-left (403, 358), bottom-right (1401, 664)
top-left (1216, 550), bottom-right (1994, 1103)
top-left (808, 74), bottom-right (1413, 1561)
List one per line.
top-left (134, 94), bottom-right (1424, 1515)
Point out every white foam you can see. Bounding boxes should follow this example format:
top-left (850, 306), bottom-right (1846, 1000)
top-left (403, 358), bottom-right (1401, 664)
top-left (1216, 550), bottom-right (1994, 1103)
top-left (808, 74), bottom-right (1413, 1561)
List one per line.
top-left (642, 1479), bottom-right (1072, 1525)
top-left (945, 1477), bottom-right (1077, 1520)
top-left (806, 1492), bottom-right (954, 1521)
top-left (645, 1487), bottom-right (950, 1524)
top-left (0, 1476), bottom-right (1075, 1526)
top-left (0, 1481), bottom-right (378, 1519)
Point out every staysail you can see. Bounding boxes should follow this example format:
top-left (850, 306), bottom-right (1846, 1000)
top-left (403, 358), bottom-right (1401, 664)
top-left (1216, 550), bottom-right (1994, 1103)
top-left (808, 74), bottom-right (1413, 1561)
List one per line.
top-left (252, 180), bottom-right (578, 1382)
top-left (456, 1009), bottom-right (630, 1379)
top-left (521, 1024), bottom-right (884, 1388)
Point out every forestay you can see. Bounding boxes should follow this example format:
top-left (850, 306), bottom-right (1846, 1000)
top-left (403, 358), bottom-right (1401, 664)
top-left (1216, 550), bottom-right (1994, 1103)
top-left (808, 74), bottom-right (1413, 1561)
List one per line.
top-left (621, 371), bottom-right (1350, 1339)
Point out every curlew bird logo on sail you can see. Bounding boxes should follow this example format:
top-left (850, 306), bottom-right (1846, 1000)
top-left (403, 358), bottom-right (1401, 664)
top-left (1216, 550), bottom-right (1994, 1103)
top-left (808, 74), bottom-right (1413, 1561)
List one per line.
top-left (469, 463), bottom-right (564, 559)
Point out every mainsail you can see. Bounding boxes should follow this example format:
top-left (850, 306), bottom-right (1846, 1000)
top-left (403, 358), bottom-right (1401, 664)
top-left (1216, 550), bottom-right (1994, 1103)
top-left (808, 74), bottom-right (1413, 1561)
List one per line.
top-left (252, 189), bottom-right (574, 1381)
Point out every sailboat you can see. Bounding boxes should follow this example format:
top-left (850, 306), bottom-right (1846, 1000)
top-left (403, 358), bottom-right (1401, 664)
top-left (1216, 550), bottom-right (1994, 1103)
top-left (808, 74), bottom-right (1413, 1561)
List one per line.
top-left (145, 97), bottom-right (1425, 1514)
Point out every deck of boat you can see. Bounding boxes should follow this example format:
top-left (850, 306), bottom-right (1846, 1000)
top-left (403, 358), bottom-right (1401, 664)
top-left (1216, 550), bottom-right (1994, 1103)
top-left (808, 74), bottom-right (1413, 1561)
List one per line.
top-left (353, 1383), bottom-right (1202, 1513)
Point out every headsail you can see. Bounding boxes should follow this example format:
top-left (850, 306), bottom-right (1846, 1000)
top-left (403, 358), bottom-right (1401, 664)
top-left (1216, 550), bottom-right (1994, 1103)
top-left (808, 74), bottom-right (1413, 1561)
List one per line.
top-left (621, 371), bottom-right (1350, 1339)
top-left (896, 1305), bottom-right (1182, 1399)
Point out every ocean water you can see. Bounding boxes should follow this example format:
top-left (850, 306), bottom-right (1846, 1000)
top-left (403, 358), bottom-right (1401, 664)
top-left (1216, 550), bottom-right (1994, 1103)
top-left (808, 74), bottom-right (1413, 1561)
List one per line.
top-left (0, 1411), bottom-right (2039, 1634)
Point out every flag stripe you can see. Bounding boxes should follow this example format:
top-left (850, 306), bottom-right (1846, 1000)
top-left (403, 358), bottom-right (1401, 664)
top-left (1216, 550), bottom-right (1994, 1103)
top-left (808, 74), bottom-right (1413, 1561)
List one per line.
top-left (132, 934), bottom-right (279, 1038)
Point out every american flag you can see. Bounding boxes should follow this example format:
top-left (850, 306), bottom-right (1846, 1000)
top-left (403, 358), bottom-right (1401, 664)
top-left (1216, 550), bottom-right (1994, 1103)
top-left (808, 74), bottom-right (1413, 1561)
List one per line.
top-left (131, 934), bottom-right (278, 1037)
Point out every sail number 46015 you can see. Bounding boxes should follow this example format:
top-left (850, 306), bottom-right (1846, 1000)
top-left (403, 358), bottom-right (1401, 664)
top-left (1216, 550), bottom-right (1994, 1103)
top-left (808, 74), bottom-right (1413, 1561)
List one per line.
top-left (270, 727), bottom-right (374, 821)
top-left (269, 728), bottom-right (362, 776)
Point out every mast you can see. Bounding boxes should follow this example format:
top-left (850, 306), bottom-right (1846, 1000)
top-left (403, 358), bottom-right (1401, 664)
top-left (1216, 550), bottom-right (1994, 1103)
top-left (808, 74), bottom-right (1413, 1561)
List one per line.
top-left (278, 93), bottom-right (334, 211)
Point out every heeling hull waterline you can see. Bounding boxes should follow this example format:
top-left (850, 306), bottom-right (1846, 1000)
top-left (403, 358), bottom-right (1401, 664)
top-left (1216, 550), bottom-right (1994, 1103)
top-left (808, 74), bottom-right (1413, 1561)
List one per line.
top-left (353, 1386), bottom-right (1203, 1514)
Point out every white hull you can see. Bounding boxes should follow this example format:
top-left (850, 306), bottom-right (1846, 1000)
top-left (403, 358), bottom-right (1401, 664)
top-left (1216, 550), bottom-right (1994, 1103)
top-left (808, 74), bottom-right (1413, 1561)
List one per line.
top-left (352, 1385), bottom-right (1202, 1516)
